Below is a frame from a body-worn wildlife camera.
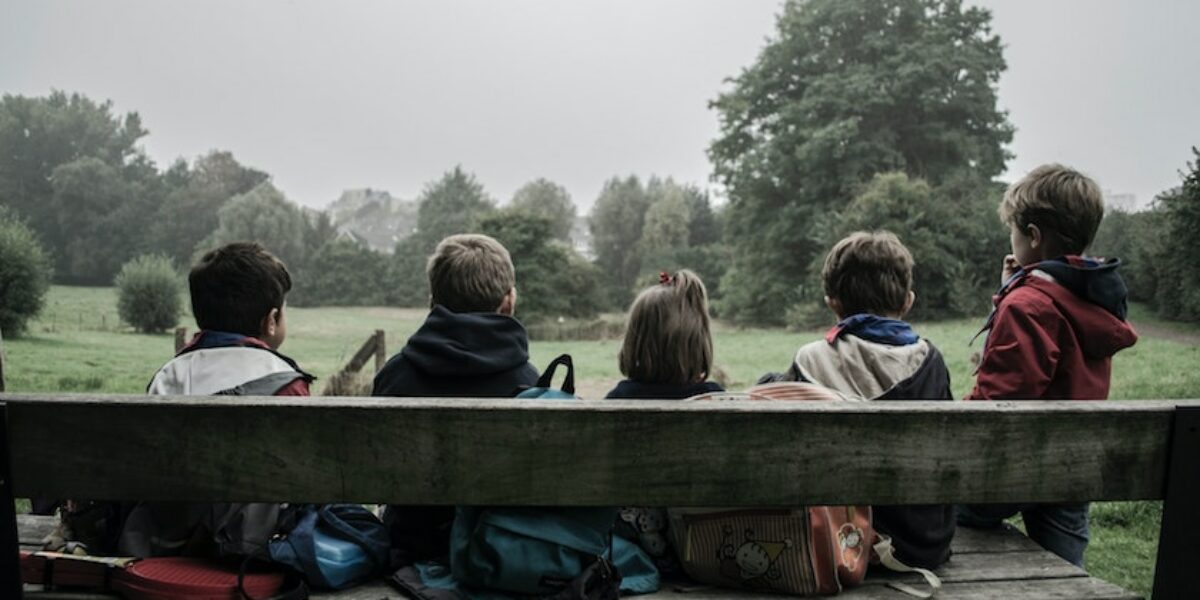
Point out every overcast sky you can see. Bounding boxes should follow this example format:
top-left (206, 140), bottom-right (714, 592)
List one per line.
top-left (2, 1), bottom-right (1197, 211)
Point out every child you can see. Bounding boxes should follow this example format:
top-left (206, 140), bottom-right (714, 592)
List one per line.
top-left (605, 270), bottom-right (724, 400)
top-left (605, 270), bottom-right (723, 575)
top-left (149, 242), bottom-right (312, 396)
top-left (958, 165), bottom-right (1138, 567)
top-left (783, 231), bottom-right (955, 570)
top-left (373, 233), bottom-right (538, 564)
top-left (120, 243), bottom-right (312, 558)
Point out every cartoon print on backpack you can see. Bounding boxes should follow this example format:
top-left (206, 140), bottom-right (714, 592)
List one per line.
top-left (617, 507), bottom-right (678, 574)
top-left (838, 521), bottom-right (866, 570)
top-left (718, 526), bottom-right (792, 589)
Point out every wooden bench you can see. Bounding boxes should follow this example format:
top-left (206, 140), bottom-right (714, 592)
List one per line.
top-left (2, 394), bottom-right (1197, 599)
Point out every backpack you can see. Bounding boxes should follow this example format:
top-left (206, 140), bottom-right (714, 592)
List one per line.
top-left (515, 354), bottom-right (578, 399)
top-left (668, 383), bottom-right (940, 598)
top-left (268, 504), bottom-right (391, 590)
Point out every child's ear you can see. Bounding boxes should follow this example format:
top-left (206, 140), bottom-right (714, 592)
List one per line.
top-left (497, 287), bottom-right (517, 316)
top-left (1027, 223), bottom-right (1043, 249)
top-left (824, 296), bottom-right (844, 318)
top-left (260, 308), bottom-right (280, 337)
top-left (901, 291), bottom-right (915, 317)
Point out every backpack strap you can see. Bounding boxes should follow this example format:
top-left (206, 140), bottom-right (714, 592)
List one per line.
top-left (873, 534), bottom-right (941, 598)
top-left (536, 354), bottom-right (575, 395)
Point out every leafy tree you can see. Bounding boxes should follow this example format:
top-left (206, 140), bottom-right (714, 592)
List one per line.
top-left (152, 151), bottom-right (269, 266)
top-left (711, 0), bottom-right (1013, 324)
top-left (292, 238), bottom-right (390, 307)
top-left (589, 176), bottom-right (651, 308)
top-left (1147, 149), bottom-right (1200, 320)
top-left (1092, 207), bottom-right (1164, 304)
top-left (195, 182), bottom-right (310, 271)
top-left (480, 210), bottom-right (602, 321)
top-left (0, 207), bottom-right (52, 336)
top-left (115, 254), bottom-right (182, 333)
top-left (0, 92), bottom-right (150, 278)
top-left (509, 178), bottom-right (577, 241)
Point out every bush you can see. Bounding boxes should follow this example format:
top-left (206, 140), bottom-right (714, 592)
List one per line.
top-left (115, 254), bottom-right (182, 333)
top-left (0, 207), bottom-right (53, 336)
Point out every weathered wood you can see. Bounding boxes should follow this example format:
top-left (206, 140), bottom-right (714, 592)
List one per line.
top-left (2, 394), bottom-right (1188, 505)
top-left (0, 326), bottom-right (7, 393)
top-left (373, 329), bottom-right (386, 375)
top-left (173, 327), bottom-right (187, 354)
top-left (344, 332), bottom-right (383, 375)
top-left (2, 405), bottom-right (23, 599)
top-left (18, 514), bottom-right (57, 548)
top-left (644, 576), bottom-right (1140, 599)
top-left (950, 524), bottom-right (1043, 554)
top-left (1152, 405), bottom-right (1200, 600)
top-left (863, 549), bottom-right (1083, 584)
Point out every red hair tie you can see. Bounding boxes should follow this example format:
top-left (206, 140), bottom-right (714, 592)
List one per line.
top-left (659, 271), bottom-right (673, 285)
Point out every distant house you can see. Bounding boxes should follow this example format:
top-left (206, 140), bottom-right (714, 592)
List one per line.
top-left (570, 215), bottom-right (594, 260)
top-left (1103, 190), bottom-right (1139, 212)
top-left (327, 188), bottom-right (418, 253)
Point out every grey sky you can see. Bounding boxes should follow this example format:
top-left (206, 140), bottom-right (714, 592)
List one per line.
top-left (2, 0), bottom-right (1196, 211)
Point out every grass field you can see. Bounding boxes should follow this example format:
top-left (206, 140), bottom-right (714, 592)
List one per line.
top-left (6, 286), bottom-right (1195, 596)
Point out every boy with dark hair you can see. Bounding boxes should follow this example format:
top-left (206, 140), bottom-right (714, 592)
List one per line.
top-left (959, 165), bottom-right (1138, 567)
top-left (148, 242), bottom-right (312, 397)
top-left (782, 231), bottom-right (955, 570)
top-left (373, 233), bottom-right (538, 563)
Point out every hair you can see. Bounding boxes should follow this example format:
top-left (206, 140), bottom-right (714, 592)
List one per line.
top-left (822, 231), bottom-right (914, 317)
top-left (618, 270), bottom-right (713, 385)
top-left (427, 234), bottom-right (516, 313)
top-left (999, 164), bottom-right (1105, 254)
top-left (189, 242), bottom-right (292, 336)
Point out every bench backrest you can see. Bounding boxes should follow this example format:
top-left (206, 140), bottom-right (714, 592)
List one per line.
top-left (3, 394), bottom-right (1198, 600)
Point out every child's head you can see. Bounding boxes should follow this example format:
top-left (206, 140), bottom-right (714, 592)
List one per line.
top-left (189, 242), bottom-right (292, 349)
top-left (619, 270), bottom-right (712, 385)
top-left (822, 231), bottom-right (915, 319)
top-left (999, 164), bottom-right (1104, 265)
top-left (427, 234), bottom-right (517, 314)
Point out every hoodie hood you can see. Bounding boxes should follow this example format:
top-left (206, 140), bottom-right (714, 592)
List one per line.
top-left (792, 335), bottom-right (945, 400)
top-left (400, 305), bottom-right (532, 377)
top-left (1030, 256), bottom-right (1129, 320)
top-left (605, 379), bottom-right (725, 400)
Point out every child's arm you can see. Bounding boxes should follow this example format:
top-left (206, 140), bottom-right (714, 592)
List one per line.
top-left (969, 297), bottom-right (1062, 400)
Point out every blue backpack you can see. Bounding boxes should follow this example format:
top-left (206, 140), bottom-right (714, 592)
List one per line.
top-left (515, 354), bottom-right (578, 400)
top-left (268, 504), bottom-right (391, 590)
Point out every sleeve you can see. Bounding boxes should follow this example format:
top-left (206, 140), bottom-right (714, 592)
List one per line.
top-left (969, 294), bottom-right (1062, 400)
top-left (274, 377), bottom-right (311, 396)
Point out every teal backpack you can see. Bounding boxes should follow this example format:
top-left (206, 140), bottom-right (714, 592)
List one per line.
top-left (444, 354), bottom-right (659, 597)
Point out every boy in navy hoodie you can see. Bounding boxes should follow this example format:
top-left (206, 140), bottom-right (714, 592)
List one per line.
top-left (782, 231), bottom-right (955, 570)
top-left (958, 165), bottom-right (1138, 567)
top-left (373, 233), bottom-right (538, 563)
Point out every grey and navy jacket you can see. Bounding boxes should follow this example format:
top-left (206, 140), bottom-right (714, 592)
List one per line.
top-left (148, 330), bottom-right (313, 396)
top-left (785, 314), bottom-right (955, 570)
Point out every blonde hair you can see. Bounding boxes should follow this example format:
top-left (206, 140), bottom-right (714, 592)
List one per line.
top-left (822, 231), bottom-right (914, 317)
top-left (426, 234), bottom-right (515, 313)
top-left (618, 270), bottom-right (713, 385)
top-left (999, 164), bottom-right (1104, 254)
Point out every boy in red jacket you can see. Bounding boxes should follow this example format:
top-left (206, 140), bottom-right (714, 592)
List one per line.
top-left (958, 164), bottom-right (1138, 567)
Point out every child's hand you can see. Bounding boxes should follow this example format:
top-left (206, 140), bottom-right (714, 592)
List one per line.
top-left (1001, 254), bottom-right (1020, 284)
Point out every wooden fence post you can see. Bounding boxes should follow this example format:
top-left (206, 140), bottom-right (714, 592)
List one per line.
top-left (174, 327), bottom-right (188, 355)
top-left (1152, 405), bottom-right (1200, 599)
top-left (0, 326), bottom-right (6, 393)
top-left (374, 329), bottom-right (386, 374)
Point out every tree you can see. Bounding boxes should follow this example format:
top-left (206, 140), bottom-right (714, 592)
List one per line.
top-left (711, 0), bottom-right (1013, 324)
top-left (195, 182), bottom-right (310, 271)
top-left (479, 210), bottom-right (602, 322)
top-left (115, 254), bottom-right (182, 333)
top-left (1147, 149), bottom-right (1200, 321)
top-left (509, 178), bottom-right (577, 241)
top-left (589, 176), bottom-right (651, 308)
top-left (292, 237), bottom-right (390, 307)
top-left (0, 207), bottom-right (52, 336)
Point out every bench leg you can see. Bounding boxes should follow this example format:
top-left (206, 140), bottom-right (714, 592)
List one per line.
top-left (0, 404), bottom-right (21, 598)
top-left (1152, 405), bottom-right (1200, 600)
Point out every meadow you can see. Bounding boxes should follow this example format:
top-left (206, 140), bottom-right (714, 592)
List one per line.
top-left (7, 286), bottom-right (1197, 596)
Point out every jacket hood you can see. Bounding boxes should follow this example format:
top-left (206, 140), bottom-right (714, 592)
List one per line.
top-left (792, 335), bottom-right (941, 400)
top-left (1031, 256), bottom-right (1130, 320)
top-left (605, 379), bottom-right (725, 400)
top-left (400, 305), bottom-right (532, 377)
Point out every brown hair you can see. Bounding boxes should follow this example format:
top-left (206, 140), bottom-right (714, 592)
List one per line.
top-left (618, 270), bottom-right (713, 385)
top-left (822, 231), bottom-right (913, 317)
top-left (427, 234), bottom-right (516, 313)
top-left (190, 242), bottom-right (292, 336)
top-left (999, 164), bottom-right (1104, 254)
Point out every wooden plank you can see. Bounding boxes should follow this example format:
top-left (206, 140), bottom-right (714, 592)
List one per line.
top-left (373, 330), bottom-right (386, 375)
top-left (3, 395), bottom-right (1187, 505)
top-left (1152, 405), bottom-right (1200, 600)
top-left (173, 327), bottom-right (187, 354)
top-left (0, 326), bottom-right (7, 392)
top-left (644, 576), bottom-right (1140, 599)
top-left (18, 514), bottom-right (56, 547)
top-left (862, 549), bottom-right (1084, 585)
top-left (951, 524), bottom-right (1042, 554)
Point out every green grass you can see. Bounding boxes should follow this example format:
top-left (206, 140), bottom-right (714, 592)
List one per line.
top-left (5, 286), bottom-right (1195, 596)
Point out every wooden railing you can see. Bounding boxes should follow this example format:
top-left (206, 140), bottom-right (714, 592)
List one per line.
top-left (1, 396), bottom-right (1197, 598)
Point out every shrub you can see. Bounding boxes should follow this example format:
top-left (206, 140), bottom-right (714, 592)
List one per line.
top-left (115, 254), bottom-right (182, 333)
top-left (0, 207), bottom-right (52, 336)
